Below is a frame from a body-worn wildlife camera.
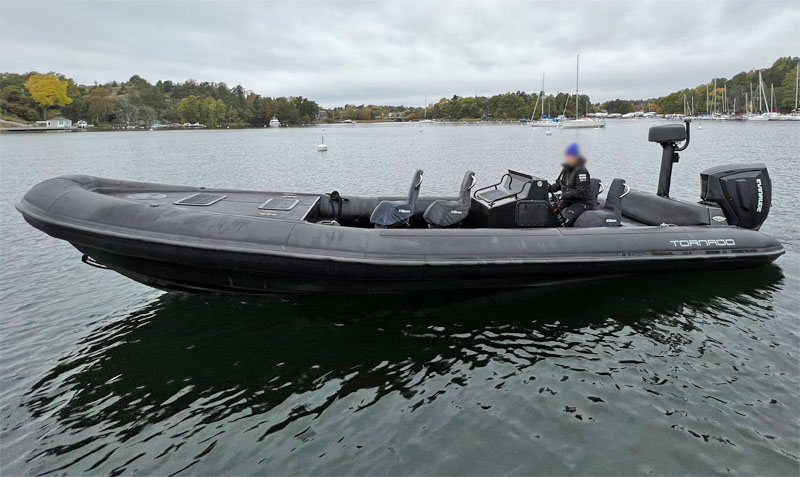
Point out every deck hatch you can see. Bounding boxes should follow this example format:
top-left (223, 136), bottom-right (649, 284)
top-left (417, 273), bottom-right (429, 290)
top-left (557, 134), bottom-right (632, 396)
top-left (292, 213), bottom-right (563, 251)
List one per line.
top-left (174, 193), bottom-right (227, 206)
top-left (259, 198), bottom-right (299, 211)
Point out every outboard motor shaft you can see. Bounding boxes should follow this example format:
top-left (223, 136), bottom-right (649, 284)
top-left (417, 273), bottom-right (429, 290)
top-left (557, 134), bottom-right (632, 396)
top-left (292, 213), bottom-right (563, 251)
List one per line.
top-left (700, 163), bottom-right (772, 230)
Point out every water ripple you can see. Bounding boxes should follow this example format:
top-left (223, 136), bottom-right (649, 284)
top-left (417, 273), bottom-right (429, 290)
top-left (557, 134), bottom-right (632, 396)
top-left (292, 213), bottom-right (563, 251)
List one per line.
top-left (0, 269), bottom-right (791, 475)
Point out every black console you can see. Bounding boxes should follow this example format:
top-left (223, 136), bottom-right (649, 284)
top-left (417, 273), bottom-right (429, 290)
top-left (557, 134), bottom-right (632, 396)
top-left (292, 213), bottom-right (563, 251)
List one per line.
top-left (472, 170), bottom-right (560, 227)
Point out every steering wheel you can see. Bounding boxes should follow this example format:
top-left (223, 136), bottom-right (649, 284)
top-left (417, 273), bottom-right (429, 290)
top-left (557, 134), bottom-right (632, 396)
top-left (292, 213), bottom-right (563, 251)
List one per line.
top-left (547, 190), bottom-right (567, 226)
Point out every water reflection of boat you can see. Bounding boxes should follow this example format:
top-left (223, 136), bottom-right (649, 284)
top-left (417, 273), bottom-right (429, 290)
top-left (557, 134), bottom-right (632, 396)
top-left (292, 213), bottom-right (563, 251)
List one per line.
top-left (21, 266), bottom-right (784, 475)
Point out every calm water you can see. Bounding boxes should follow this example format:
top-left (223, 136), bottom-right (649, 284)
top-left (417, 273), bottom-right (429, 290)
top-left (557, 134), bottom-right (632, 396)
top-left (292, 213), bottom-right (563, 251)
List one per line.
top-left (1, 121), bottom-right (798, 475)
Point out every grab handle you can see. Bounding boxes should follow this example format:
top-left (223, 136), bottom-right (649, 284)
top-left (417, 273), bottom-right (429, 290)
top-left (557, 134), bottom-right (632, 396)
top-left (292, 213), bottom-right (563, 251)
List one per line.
top-left (674, 119), bottom-right (691, 152)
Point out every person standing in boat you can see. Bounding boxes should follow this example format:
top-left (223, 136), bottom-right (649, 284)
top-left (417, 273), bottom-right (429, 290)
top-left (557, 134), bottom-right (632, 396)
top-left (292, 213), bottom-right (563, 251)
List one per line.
top-left (549, 142), bottom-right (592, 226)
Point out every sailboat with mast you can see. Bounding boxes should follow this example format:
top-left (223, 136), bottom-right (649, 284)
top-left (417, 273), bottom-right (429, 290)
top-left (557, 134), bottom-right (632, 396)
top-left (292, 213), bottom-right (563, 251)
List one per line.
top-left (749, 62), bottom-right (800, 121)
top-left (420, 94), bottom-right (434, 123)
top-left (530, 73), bottom-right (558, 127)
top-left (560, 55), bottom-right (606, 129)
top-left (788, 60), bottom-right (800, 120)
top-left (746, 71), bottom-right (774, 121)
top-left (767, 84), bottom-right (780, 120)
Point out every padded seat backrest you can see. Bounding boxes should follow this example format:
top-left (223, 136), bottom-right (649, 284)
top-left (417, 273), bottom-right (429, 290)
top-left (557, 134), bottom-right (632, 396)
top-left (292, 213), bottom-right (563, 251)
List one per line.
top-left (423, 170), bottom-right (476, 227)
top-left (406, 169), bottom-right (424, 209)
top-left (369, 169), bottom-right (424, 227)
top-left (604, 179), bottom-right (625, 215)
top-left (589, 178), bottom-right (602, 209)
top-left (573, 178), bottom-right (625, 228)
top-left (457, 170), bottom-right (476, 205)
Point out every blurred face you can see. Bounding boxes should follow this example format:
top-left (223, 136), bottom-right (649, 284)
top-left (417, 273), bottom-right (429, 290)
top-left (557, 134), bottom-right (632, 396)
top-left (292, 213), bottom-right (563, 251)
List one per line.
top-left (564, 153), bottom-right (579, 167)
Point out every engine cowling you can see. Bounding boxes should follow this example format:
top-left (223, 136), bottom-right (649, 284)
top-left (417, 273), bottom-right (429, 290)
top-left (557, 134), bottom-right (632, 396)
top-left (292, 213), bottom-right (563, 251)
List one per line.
top-left (700, 163), bottom-right (771, 230)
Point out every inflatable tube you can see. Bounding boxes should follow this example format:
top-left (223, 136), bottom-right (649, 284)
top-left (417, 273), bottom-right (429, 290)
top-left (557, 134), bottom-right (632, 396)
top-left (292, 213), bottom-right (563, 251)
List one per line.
top-left (17, 176), bottom-right (784, 294)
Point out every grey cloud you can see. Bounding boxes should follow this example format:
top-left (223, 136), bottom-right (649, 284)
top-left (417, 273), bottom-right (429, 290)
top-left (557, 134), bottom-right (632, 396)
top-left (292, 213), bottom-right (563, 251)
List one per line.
top-left (1, 0), bottom-right (797, 107)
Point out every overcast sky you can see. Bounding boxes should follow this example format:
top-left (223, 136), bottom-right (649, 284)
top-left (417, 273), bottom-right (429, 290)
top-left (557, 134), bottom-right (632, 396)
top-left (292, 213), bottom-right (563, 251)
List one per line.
top-left (1, 0), bottom-right (798, 107)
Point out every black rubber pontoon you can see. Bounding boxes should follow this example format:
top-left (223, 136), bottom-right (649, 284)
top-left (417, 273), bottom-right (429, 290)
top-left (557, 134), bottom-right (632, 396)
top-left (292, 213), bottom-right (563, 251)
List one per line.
top-left (16, 121), bottom-right (783, 294)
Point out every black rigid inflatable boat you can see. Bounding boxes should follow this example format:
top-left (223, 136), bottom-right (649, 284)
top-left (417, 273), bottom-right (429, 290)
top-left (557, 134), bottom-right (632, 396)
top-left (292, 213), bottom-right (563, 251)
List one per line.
top-left (17, 121), bottom-right (784, 294)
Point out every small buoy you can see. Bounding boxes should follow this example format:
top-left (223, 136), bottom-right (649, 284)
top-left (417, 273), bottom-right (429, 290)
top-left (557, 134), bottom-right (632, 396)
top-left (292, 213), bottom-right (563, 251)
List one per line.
top-left (545, 128), bottom-right (552, 136)
top-left (317, 135), bottom-right (327, 151)
top-left (322, 127), bottom-right (326, 132)
top-left (698, 124), bottom-right (703, 130)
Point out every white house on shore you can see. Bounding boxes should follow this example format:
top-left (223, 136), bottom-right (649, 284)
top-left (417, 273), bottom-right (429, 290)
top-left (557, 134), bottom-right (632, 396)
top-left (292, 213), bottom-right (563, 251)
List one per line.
top-left (36, 117), bottom-right (72, 128)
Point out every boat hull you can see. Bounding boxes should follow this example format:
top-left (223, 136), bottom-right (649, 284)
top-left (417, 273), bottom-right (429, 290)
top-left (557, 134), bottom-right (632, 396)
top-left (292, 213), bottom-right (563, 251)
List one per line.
top-left (560, 120), bottom-right (606, 129)
top-left (17, 176), bottom-right (784, 294)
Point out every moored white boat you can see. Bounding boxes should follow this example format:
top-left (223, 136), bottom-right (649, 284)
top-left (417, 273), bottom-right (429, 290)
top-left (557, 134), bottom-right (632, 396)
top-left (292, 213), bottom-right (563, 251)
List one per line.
top-left (745, 113), bottom-right (772, 121)
top-left (530, 119), bottom-right (558, 127)
top-left (560, 118), bottom-right (606, 129)
top-left (420, 94), bottom-right (434, 123)
top-left (560, 55), bottom-right (606, 129)
top-left (529, 73), bottom-right (558, 128)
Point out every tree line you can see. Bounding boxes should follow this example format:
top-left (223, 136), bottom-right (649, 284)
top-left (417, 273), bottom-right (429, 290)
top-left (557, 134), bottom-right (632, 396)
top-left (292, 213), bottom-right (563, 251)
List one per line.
top-left (1, 57), bottom-right (796, 127)
top-left (0, 73), bottom-right (320, 128)
top-left (327, 57), bottom-right (797, 120)
top-left (597, 57), bottom-right (798, 115)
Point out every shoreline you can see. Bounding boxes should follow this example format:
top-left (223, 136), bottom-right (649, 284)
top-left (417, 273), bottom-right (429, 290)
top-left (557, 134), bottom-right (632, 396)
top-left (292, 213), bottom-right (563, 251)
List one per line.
top-left (3, 116), bottom-right (799, 134)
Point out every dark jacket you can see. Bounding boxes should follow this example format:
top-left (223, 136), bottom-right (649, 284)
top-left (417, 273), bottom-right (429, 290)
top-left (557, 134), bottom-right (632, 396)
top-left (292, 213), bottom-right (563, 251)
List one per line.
top-left (550, 157), bottom-right (592, 206)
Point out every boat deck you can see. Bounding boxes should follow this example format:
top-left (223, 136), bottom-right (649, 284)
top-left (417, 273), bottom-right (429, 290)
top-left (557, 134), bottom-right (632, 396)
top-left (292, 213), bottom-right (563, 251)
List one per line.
top-left (96, 182), bottom-right (651, 229)
top-left (103, 189), bottom-right (321, 221)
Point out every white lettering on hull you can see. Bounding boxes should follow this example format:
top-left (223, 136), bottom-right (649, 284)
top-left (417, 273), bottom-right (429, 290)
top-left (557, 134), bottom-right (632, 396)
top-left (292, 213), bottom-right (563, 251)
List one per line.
top-left (669, 239), bottom-right (736, 247)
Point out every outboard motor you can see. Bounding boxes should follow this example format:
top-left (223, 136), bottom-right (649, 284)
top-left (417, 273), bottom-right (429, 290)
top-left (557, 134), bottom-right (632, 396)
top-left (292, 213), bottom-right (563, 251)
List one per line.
top-left (627, 120), bottom-right (773, 230)
top-left (700, 164), bottom-right (771, 230)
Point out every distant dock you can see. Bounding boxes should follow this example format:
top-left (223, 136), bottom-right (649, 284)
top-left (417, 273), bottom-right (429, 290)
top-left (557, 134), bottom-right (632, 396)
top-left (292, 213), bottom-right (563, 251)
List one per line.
top-left (0, 126), bottom-right (84, 133)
